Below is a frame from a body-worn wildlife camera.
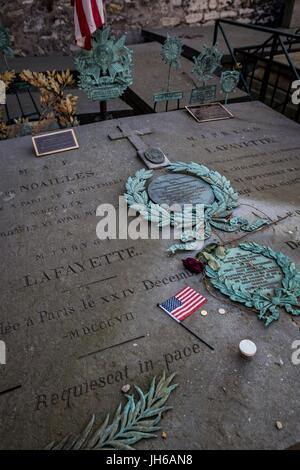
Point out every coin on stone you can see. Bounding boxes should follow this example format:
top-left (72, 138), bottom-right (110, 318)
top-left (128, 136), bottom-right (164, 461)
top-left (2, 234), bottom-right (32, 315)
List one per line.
top-left (218, 308), bottom-right (226, 315)
top-left (200, 310), bottom-right (208, 317)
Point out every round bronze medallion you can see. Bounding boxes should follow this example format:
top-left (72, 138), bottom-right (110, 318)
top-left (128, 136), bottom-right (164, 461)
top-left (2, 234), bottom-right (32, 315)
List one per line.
top-left (144, 148), bottom-right (165, 164)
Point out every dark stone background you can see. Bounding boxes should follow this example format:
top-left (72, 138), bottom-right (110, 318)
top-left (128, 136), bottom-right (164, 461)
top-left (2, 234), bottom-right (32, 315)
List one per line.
top-left (0, 0), bottom-right (285, 56)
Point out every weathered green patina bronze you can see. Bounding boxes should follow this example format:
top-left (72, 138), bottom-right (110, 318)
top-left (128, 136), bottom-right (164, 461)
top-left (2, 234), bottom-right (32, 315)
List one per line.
top-left (125, 162), bottom-right (269, 253)
top-left (204, 243), bottom-right (300, 326)
top-left (189, 44), bottom-right (222, 105)
top-left (46, 372), bottom-right (177, 450)
top-left (189, 84), bottom-right (217, 104)
top-left (153, 36), bottom-right (183, 109)
top-left (153, 90), bottom-right (183, 104)
top-left (192, 44), bottom-right (223, 85)
top-left (0, 27), bottom-right (14, 57)
top-left (161, 35), bottom-right (182, 70)
top-left (221, 70), bottom-right (240, 105)
top-left (74, 25), bottom-right (133, 101)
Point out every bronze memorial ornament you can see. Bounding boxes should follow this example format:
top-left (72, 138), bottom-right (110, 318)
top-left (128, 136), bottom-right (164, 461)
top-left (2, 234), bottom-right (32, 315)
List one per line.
top-left (125, 162), bottom-right (269, 253)
top-left (202, 243), bottom-right (300, 326)
top-left (74, 25), bottom-right (133, 102)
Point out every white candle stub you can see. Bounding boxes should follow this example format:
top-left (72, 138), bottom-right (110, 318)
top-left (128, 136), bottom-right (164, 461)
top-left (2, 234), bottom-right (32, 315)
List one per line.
top-left (239, 339), bottom-right (257, 358)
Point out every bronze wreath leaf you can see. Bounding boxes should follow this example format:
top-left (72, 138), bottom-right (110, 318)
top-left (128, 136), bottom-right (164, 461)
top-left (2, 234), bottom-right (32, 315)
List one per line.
top-left (46, 372), bottom-right (178, 450)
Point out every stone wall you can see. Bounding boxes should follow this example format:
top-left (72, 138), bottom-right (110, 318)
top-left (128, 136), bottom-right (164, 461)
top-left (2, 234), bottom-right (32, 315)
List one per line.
top-left (0, 0), bottom-right (285, 56)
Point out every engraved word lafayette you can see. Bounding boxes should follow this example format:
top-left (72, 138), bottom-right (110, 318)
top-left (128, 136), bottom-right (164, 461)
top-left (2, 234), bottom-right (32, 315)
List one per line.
top-left (9, 246), bottom-right (141, 291)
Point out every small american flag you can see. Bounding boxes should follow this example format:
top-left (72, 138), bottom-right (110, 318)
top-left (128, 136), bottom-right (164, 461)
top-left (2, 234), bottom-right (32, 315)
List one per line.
top-left (74, 0), bottom-right (105, 50)
top-left (159, 287), bottom-right (207, 322)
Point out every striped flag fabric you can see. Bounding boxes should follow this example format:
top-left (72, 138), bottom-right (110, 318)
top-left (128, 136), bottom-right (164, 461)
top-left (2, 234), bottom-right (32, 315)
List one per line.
top-left (159, 287), bottom-right (208, 322)
top-left (74, 0), bottom-right (105, 50)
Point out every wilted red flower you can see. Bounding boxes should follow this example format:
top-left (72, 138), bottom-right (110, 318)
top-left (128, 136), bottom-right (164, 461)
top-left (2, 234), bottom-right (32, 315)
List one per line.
top-left (182, 258), bottom-right (204, 274)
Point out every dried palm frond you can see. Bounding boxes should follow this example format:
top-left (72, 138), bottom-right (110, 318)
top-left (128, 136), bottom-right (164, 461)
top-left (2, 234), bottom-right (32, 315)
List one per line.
top-left (20, 69), bottom-right (78, 128)
top-left (0, 71), bottom-right (16, 140)
top-left (0, 70), bottom-right (15, 87)
top-left (31, 114), bottom-right (58, 135)
top-left (0, 121), bottom-right (8, 140)
top-left (0, 104), bottom-right (8, 139)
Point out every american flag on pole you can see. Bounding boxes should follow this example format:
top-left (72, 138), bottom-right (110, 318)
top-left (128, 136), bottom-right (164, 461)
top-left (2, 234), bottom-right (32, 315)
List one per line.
top-left (159, 287), bottom-right (208, 322)
top-left (74, 0), bottom-right (105, 50)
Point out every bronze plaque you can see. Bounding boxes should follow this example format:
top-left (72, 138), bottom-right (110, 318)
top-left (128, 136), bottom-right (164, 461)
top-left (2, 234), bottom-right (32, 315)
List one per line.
top-left (148, 173), bottom-right (215, 206)
top-left (144, 148), bottom-right (165, 164)
top-left (185, 102), bottom-right (233, 123)
top-left (32, 129), bottom-right (79, 157)
top-left (189, 85), bottom-right (217, 104)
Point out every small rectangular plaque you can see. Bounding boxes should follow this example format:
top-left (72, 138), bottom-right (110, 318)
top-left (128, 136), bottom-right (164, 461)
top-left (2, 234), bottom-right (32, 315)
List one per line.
top-left (89, 86), bottom-right (121, 101)
top-left (189, 85), bottom-right (217, 105)
top-left (153, 91), bottom-right (183, 103)
top-left (32, 129), bottom-right (79, 157)
top-left (185, 102), bottom-right (234, 123)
